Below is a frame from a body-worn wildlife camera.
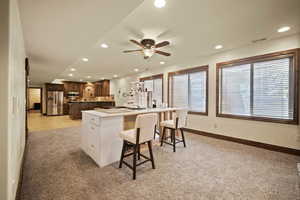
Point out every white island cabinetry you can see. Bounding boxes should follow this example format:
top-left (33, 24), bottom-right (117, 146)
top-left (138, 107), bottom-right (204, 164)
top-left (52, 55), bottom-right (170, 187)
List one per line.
top-left (81, 108), bottom-right (182, 167)
top-left (81, 112), bottom-right (123, 167)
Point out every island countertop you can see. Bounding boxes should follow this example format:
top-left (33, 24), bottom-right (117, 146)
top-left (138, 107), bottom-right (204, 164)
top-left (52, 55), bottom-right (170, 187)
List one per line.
top-left (68, 100), bottom-right (115, 103)
top-left (82, 107), bottom-right (183, 118)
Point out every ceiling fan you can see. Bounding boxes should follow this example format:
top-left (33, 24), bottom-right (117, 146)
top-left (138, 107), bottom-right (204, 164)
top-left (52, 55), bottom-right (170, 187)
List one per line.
top-left (123, 39), bottom-right (171, 59)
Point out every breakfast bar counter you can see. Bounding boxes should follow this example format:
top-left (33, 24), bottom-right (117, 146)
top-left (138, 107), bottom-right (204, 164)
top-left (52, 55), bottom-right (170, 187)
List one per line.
top-left (68, 101), bottom-right (115, 119)
top-left (81, 107), bottom-right (182, 167)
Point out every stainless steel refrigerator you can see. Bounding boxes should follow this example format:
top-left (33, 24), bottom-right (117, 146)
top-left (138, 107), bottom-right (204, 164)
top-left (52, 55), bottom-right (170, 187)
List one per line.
top-left (47, 91), bottom-right (64, 116)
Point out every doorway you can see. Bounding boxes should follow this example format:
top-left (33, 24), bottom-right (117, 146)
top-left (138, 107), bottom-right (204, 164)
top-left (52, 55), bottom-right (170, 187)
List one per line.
top-left (28, 87), bottom-right (43, 113)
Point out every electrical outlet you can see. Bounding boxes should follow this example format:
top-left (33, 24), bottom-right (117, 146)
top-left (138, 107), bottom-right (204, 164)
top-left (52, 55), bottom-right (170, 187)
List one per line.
top-left (214, 123), bottom-right (217, 129)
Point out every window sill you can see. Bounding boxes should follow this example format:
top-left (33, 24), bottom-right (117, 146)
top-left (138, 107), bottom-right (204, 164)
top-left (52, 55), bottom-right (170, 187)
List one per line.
top-left (216, 113), bottom-right (298, 125)
top-left (188, 111), bottom-right (208, 116)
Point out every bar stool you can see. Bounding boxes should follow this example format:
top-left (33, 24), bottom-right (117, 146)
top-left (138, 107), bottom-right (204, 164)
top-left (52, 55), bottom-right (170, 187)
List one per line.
top-left (119, 113), bottom-right (158, 180)
top-left (160, 109), bottom-right (188, 152)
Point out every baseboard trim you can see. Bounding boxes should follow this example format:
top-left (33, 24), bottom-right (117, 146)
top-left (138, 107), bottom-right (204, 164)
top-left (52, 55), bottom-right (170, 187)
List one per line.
top-left (183, 128), bottom-right (300, 156)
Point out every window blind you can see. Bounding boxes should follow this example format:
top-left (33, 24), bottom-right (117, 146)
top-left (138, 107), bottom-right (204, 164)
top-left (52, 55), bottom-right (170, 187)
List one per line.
top-left (144, 80), bottom-right (153, 92)
top-left (220, 64), bottom-right (251, 116)
top-left (172, 74), bottom-right (189, 108)
top-left (253, 58), bottom-right (293, 119)
top-left (153, 78), bottom-right (163, 105)
top-left (143, 78), bottom-right (163, 104)
top-left (189, 71), bottom-right (206, 112)
top-left (171, 68), bottom-right (208, 113)
top-left (219, 57), bottom-right (295, 121)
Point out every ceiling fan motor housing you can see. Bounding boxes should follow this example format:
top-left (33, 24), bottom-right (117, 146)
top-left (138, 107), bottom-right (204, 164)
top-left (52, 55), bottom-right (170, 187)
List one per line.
top-left (141, 39), bottom-right (155, 48)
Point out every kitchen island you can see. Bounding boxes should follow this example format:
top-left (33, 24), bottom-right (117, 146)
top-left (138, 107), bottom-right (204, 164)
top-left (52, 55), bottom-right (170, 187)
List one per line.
top-left (81, 107), bottom-right (182, 167)
top-left (69, 101), bottom-right (115, 119)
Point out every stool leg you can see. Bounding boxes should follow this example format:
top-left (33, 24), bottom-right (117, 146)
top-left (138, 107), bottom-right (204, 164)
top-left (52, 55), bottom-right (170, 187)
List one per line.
top-left (119, 141), bottom-right (126, 168)
top-left (133, 144), bottom-right (137, 180)
top-left (160, 127), bottom-right (166, 146)
top-left (180, 128), bottom-right (186, 147)
top-left (138, 144), bottom-right (141, 160)
top-left (172, 129), bottom-right (176, 152)
top-left (148, 141), bottom-right (155, 169)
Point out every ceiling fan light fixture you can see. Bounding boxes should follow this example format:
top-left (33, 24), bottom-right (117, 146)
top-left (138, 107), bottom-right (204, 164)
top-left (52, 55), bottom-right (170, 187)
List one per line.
top-left (154, 0), bottom-right (166, 8)
top-left (143, 48), bottom-right (155, 58)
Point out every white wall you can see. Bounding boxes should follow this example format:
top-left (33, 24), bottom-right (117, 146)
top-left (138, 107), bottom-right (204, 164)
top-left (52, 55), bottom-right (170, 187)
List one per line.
top-left (111, 34), bottom-right (300, 150)
top-left (0, 0), bottom-right (26, 199)
top-left (0, 0), bottom-right (10, 199)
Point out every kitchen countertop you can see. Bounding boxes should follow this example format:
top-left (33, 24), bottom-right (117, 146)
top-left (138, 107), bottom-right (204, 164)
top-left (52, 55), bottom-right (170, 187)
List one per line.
top-left (68, 100), bottom-right (115, 103)
top-left (82, 107), bottom-right (183, 118)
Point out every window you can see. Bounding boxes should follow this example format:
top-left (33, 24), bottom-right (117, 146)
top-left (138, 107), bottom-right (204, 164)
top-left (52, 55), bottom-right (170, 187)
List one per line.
top-left (168, 66), bottom-right (208, 115)
top-left (217, 49), bottom-right (299, 124)
top-left (140, 74), bottom-right (163, 105)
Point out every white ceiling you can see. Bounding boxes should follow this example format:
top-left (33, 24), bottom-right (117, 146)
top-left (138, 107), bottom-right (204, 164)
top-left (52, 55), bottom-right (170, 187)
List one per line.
top-left (20, 0), bottom-right (300, 85)
top-left (19, 0), bottom-right (144, 84)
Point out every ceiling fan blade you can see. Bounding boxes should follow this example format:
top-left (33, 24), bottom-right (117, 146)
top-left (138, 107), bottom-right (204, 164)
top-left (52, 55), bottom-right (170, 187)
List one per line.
top-left (130, 39), bottom-right (144, 48)
top-left (155, 41), bottom-right (170, 48)
top-left (123, 49), bottom-right (142, 53)
top-left (155, 50), bottom-right (171, 56)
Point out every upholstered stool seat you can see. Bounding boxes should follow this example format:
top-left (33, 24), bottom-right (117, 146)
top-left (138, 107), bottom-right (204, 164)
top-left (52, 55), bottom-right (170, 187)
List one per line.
top-left (119, 113), bottom-right (158, 180)
top-left (119, 129), bottom-right (136, 144)
top-left (160, 120), bottom-right (176, 129)
top-left (160, 109), bottom-right (188, 152)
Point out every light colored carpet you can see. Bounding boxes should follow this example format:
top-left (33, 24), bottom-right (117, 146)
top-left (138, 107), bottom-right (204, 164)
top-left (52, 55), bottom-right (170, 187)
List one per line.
top-left (21, 126), bottom-right (300, 200)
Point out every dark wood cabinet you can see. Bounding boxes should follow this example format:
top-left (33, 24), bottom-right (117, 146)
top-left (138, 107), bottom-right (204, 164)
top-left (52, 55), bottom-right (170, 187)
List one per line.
top-left (102, 80), bottom-right (110, 96)
top-left (62, 80), bottom-right (110, 99)
top-left (94, 82), bottom-right (101, 97)
top-left (94, 80), bottom-right (110, 97)
top-left (63, 103), bottom-right (69, 115)
top-left (63, 81), bottom-right (84, 97)
top-left (45, 83), bottom-right (64, 91)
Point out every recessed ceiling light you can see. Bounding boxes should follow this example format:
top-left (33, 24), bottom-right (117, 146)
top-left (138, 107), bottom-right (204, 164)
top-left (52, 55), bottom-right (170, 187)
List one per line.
top-left (70, 68), bottom-right (76, 71)
top-left (82, 58), bottom-right (89, 62)
top-left (101, 43), bottom-right (109, 48)
top-left (113, 74), bottom-right (118, 78)
top-left (160, 61), bottom-right (165, 65)
top-left (277, 26), bottom-right (290, 33)
top-left (87, 76), bottom-right (91, 79)
top-left (134, 68), bottom-right (139, 72)
top-left (154, 0), bottom-right (166, 8)
top-left (215, 45), bottom-right (223, 50)
top-left (68, 74), bottom-right (73, 77)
